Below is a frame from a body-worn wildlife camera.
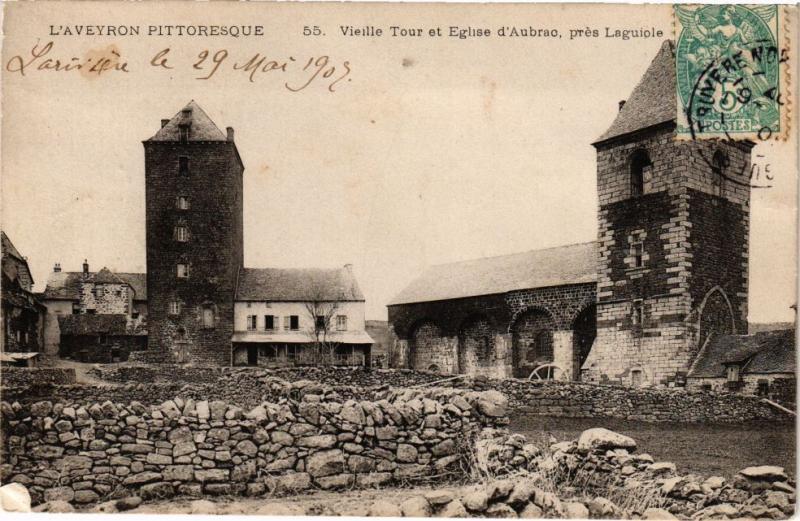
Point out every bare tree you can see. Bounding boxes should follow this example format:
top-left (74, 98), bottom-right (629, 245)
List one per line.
top-left (303, 283), bottom-right (344, 366)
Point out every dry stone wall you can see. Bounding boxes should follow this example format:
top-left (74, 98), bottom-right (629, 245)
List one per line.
top-left (0, 379), bottom-right (509, 506)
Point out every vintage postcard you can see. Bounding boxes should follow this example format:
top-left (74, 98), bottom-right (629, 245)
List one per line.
top-left (0, 2), bottom-right (797, 519)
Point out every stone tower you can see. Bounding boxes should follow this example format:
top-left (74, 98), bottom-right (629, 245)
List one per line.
top-left (583, 41), bottom-right (752, 386)
top-left (144, 101), bottom-right (244, 365)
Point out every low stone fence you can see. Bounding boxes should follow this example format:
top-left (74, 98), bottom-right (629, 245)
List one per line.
top-left (0, 378), bottom-right (509, 506)
top-left (3, 365), bottom-right (792, 423)
top-left (475, 378), bottom-right (791, 423)
top-left (1, 367), bottom-right (77, 388)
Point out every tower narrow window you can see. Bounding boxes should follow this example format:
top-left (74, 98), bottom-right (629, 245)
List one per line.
top-left (711, 150), bottom-right (728, 196)
top-left (631, 241), bottom-right (644, 268)
top-left (630, 150), bottom-right (651, 197)
top-left (202, 306), bottom-right (215, 329)
top-left (179, 157), bottom-right (189, 176)
top-left (177, 196), bottom-right (190, 210)
top-left (176, 263), bottom-right (189, 279)
top-left (168, 301), bottom-right (181, 315)
top-left (175, 225), bottom-right (189, 242)
top-left (632, 299), bottom-right (643, 326)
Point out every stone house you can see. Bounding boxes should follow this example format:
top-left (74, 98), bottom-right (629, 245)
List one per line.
top-left (40, 261), bottom-right (147, 360)
top-left (388, 41), bottom-right (757, 387)
top-left (686, 329), bottom-right (796, 404)
top-left (1, 231), bottom-right (45, 354)
top-left (143, 101), bottom-right (374, 366)
top-left (232, 266), bottom-right (373, 367)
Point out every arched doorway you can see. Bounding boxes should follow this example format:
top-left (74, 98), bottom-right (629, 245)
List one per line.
top-left (572, 304), bottom-right (596, 380)
top-left (457, 315), bottom-right (493, 374)
top-left (409, 320), bottom-right (442, 371)
top-left (697, 288), bottom-right (736, 349)
top-left (511, 309), bottom-right (555, 378)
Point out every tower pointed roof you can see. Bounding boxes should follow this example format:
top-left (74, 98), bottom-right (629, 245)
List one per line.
top-left (147, 100), bottom-right (228, 142)
top-left (594, 41), bottom-right (676, 145)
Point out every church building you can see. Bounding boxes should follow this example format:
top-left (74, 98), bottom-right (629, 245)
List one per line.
top-left (387, 41), bottom-right (753, 387)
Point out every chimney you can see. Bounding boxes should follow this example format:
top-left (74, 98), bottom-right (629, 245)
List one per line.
top-left (83, 259), bottom-right (89, 274)
top-left (161, 119), bottom-right (169, 128)
top-left (53, 262), bottom-right (61, 273)
top-left (343, 263), bottom-right (353, 272)
top-left (618, 100), bottom-right (626, 111)
top-left (226, 127), bottom-right (234, 142)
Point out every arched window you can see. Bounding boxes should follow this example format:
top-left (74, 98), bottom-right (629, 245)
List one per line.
top-left (711, 150), bottom-right (728, 196)
top-left (176, 196), bottom-right (190, 210)
top-left (630, 150), bottom-right (652, 197)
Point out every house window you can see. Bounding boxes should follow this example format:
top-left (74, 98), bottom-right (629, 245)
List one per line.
top-left (631, 369), bottom-right (643, 387)
top-left (632, 300), bottom-right (643, 327)
top-left (290, 315), bottom-right (299, 331)
top-left (247, 315), bottom-right (257, 331)
top-left (287, 345), bottom-right (297, 359)
top-left (176, 263), bottom-right (189, 278)
top-left (283, 316), bottom-right (290, 330)
top-left (264, 315), bottom-right (275, 331)
top-left (168, 301), bottom-right (181, 315)
top-left (711, 150), bottom-right (728, 196)
top-left (202, 306), bottom-right (215, 329)
top-left (175, 225), bottom-right (189, 242)
top-left (177, 196), bottom-right (190, 210)
top-left (316, 315), bottom-right (326, 330)
top-left (630, 149), bottom-right (651, 197)
top-left (726, 364), bottom-right (740, 383)
top-left (631, 241), bottom-right (644, 268)
top-left (179, 126), bottom-right (189, 143)
top-left (115, 290), bottom-right (122, 297)
top-left (179, 156), bottom-right (189, 175)
top-left (757, 380), bottom-right (770, 397)
top-left (336, 315), bottom-right (347, 331)
top-left (701, 383), bottom-right (712, 392)
top-left (132, 311), bottom-right (140, 319)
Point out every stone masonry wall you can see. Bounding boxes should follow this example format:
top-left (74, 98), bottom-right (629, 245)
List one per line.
top-left (0, 380), bottom-right (509, 506)
top-left (1, 368), bottom-right (77, 388)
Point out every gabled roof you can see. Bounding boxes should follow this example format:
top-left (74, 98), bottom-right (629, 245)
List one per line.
top-left (594, 40), bottom-right (676, 145)
top-left (1, 231), bottom-right (34, 288)
top-left (388, 242), bottom-right (597, 306)
top-left (688, 329), bottom-right (796, 378)
top-left (236, 266), bottom-right (365, 302)
top-left (58, 314), bottom-right (130, 336)
top-left (147, 100), bottom-right (227, 142)
top-left (43, 270), bottom-right (147, 301)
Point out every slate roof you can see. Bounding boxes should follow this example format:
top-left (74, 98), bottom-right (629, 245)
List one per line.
top-left (43, 270), bottom-right (147, 301)
top-left (688, 329), bottom-right (796, 378)
top-left (147, 100), bottom-right (228, 142)
top-left (58, 314), bottom-right (130, 336)
top-left (388, 242), bottom-right (597, 306)
top-left (594, 40), bottom-right (676, 145)
top-left (236, 267), bottom-right (365, 302)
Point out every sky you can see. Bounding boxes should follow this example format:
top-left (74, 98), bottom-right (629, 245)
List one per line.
top-left (2, 2), bottom-right (797, 322)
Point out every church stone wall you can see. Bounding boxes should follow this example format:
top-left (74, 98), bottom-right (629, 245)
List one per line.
top-left (388, 283), bottom-right (595, 380)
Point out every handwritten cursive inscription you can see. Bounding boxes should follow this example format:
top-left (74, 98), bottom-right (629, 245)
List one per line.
top-left (6, 40), bottom-right (129, 77)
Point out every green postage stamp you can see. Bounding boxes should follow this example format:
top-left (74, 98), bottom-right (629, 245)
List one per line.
top-left (675, 5), bottom-right (789, 140)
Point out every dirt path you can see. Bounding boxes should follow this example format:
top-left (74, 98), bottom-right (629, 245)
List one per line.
top-left (91, 485), bottom-right (454, 516)
top-left (43, 359), bottom-right (120, 386)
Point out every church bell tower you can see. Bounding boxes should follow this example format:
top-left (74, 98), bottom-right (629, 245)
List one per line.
top-left (583, 41), bottom-right (752, 386)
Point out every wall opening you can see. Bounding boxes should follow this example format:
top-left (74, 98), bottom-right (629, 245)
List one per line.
top-left (511, 308), bottom-right (555, 378)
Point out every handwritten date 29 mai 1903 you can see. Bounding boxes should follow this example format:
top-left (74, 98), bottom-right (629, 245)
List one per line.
top-left (5, 41), bottom-right (352, 92)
